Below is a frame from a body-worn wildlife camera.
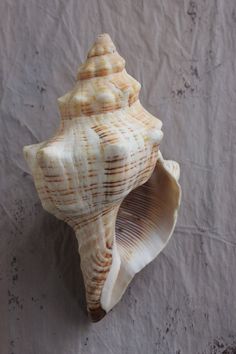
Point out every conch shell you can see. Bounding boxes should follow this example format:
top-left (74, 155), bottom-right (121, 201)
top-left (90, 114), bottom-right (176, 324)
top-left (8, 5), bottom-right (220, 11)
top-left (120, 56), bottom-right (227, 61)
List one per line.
top-left (23, 34), bottom-right (181, 322)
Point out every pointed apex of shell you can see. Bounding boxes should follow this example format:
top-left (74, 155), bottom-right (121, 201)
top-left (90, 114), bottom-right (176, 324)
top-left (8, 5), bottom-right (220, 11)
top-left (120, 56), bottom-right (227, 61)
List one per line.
top-left (59, 34), bottom-right (141, 118)
top-left (77, 33), bottom-right (125, 80)
top-left (87, 33), bottom-right (116, 58)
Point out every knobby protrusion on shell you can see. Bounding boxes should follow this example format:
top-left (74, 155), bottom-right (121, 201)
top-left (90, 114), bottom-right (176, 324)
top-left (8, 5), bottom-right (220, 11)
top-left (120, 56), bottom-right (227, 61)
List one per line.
top-left (23, 34), bottom-right (181, 322)
top-left (57, 34), bottom-right (141, 119)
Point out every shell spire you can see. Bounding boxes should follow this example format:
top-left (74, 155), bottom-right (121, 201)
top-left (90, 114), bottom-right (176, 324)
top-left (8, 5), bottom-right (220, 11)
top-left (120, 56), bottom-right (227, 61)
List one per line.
top-left (87, 33), bottom-right (117, 58)
top-left (58, 34), bottom-right (141, 119)
top-left (77, 33), bottom-right (124, 79)
top-left (23, 34), bottom-right (181, 322)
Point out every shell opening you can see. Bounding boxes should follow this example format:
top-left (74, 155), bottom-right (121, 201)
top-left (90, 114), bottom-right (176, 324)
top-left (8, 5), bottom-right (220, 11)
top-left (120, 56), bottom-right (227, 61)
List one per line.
top-left (99, 156), bottom-right (181, 316)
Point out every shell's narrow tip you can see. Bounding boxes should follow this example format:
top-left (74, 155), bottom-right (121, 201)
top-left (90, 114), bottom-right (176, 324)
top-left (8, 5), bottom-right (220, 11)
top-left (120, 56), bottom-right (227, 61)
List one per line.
top-left (87, 33), bottom-right (116, 58)
top-left (89, 307), bottom-right (106, 323)
top-left (77, 33), bottom-right (125, 81)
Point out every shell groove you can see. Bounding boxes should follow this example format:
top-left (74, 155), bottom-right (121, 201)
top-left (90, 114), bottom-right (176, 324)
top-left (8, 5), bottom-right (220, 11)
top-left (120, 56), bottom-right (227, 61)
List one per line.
top-left (23, 34), bottom-right (181, 322)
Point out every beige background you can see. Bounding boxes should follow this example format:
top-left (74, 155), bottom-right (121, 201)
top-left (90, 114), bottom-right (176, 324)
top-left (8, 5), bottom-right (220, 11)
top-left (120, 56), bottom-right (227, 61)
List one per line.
top-left (1, 0), bottom-right (236, 353)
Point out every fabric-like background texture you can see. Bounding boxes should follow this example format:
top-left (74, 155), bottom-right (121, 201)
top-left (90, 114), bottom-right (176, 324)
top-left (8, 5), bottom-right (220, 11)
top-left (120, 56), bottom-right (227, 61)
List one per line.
top-left (1, 1), bottom-right (236, 353)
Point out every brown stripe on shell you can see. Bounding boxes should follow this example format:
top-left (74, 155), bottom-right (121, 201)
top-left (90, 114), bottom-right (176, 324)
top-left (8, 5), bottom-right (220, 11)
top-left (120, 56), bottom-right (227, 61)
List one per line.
top-left (77, 52), bottom-right (125, 80)
top-left (58, 69), bottom-right (141, 119)
top-left (76, 205), bottom-right (119, 319)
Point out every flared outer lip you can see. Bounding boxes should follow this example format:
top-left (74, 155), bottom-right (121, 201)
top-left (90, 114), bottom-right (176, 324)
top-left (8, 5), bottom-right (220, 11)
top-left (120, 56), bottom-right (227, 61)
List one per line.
top-left (89, 154), bottom-right (181, 322)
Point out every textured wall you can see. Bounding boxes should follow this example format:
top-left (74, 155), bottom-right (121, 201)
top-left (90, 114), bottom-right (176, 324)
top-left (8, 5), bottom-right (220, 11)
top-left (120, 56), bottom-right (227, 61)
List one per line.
top-left (1, 0), bottom-right (236, 353)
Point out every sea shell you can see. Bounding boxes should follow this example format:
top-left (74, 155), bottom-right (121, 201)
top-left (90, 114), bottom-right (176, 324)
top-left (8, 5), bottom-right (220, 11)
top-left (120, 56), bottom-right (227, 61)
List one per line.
top-left (23, 34), bottom-right (181, 322)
